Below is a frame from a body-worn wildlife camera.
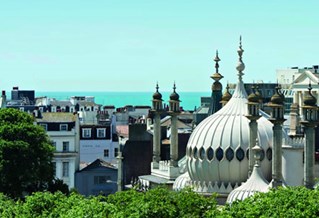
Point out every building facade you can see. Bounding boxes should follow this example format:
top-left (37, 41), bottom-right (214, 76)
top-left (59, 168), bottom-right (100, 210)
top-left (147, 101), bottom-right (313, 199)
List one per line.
top-left (36, 112), bottom-right (80, 189)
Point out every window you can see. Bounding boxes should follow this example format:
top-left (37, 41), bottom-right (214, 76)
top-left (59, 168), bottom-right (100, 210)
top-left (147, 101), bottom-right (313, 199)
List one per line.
top-left (52, 162), bottom-right (56, 177)
top-left (63, 141), bottom-right (69, 152)
top-left (104, 149), bottom-right (109, 157)
top-left (52, 141), bottom-right (56, 150)
top-left (60, 124), bottom-right (68, 131)
top-left (114, 148), bottom-right (119, 157)
top-left (97, 128), bottom-right (106, 138)
top-left (39, 124), bottom-right (47, 131)
top-left (94, 176), bottom-right (111, 185)
top-left (82, 128), bottom-right (91, 138)
top-left (62, 162), bottom-right (69, 177)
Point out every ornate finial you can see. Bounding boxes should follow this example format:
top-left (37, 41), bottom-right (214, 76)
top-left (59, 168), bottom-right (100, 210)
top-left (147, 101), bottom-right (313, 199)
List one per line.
top-left (211, 50), bottom-right (223, 83)
top-left (236, 36), bottom-right (245, 81)
top-left (214, 50), bottom-right (220, 74)
top-left (156, 82), bottom-right (159, 92)
top-left (173, 82), bottom-right (176, 92)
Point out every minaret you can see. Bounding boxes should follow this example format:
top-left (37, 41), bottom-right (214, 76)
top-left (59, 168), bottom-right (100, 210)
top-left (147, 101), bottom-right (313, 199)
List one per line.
top-left (117, 150), bottom-right (123, 192)
top-left (151, 83), bottom-right (163, 167)
top-left (246, 86), bottom-right (261, 176)
top-left (220, 83), bottom-right (232, 107)
top-left (208, 50), bottom-right (223, 114)
top-left (300, 83), bottom-right (318, 189)
top-left (169, 83), bottom-right (181, 167)
top-left (267, 85), bottom-right (286, 188)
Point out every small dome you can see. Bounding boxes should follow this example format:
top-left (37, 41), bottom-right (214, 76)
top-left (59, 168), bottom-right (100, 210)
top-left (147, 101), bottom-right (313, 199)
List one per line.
top-left (248, 91), bottom-right (259, 103)
top-left (153, 91), bottom-right (162, 100)
top-left (170, 84), bottom-right (180, 101)
top-left (304, 86), bottom-right (317, 106)
top-left (153, 83), bottom-right (162, 101)
top-left (222, 91), bottom-right (232, 102)
top-left (173, 172), bottom-right (191, 191)
top-left (227, 144), bottom-right (269, 204)
top-left (270, 87), bottom-right (284, 105)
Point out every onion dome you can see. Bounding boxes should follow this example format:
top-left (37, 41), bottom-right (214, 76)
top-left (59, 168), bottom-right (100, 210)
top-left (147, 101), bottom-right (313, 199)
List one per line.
top-left (227, 141), bottom-right (269, 204)
top-left (270, 86), bottom-right (284, 105)
top-left (153, 83), bottom-right (162, 101)
top-left (186, 37), bottom-right (273, 193)
top-left (304, 83), bottom-right (317, 106)
top-left (247, 86), bottom-right (259, 103)
top-left (170, 83), bottom-right (180, 102)
top-left (221, 84), bottom-right (232, 102)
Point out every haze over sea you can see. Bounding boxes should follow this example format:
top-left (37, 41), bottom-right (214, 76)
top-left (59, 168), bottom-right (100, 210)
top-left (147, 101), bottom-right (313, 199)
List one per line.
top-left (32, 91), bottom-right (210, 111)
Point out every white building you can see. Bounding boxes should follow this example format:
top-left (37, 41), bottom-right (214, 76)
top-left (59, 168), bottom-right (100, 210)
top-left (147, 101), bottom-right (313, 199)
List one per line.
top-left (37, 112), bottom-right (80, 189)
top-left (79, 110), bottom-right (119, 166)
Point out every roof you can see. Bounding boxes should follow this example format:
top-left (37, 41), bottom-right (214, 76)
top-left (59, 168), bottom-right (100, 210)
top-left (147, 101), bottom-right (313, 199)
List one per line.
top-left (77, 101), bottom-right (101, 107)
top-left (37, 112), bottom-right (77, 123)
top-left (139, 175), bottom-right (170, 184)
top-left (79, 158), bottom-right (117, 172)
top-left (50, 100), bottom-right (72, 107)
top-left (161, 116), bottom-right (192, 129)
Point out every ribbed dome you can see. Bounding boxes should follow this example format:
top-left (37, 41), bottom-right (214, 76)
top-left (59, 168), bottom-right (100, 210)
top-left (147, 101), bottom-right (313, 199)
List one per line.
top-left (226, 161), bottom-right (269, 203)
top-left (185, 38), bottom-right (273, 193)
top-left (227, 144), bottom-right (269, 204)
top-left (173, 172), bottom-right (191, 191)
top-left (186, 81), bottom-right (273, 186)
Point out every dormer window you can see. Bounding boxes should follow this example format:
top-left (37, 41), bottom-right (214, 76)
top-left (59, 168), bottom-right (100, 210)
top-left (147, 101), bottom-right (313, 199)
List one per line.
top-left (39, 124), bottom-right (47, 131)
top-left (60, 124), bottom-right (68, 131)
top-left (82, 128), bottom-right (91, 138)
top-left (97, 128), bottom-right (106, 138)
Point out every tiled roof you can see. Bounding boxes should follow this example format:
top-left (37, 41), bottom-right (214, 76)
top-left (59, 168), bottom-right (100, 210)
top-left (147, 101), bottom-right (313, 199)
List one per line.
top-left (80, 158), bottom-right (117, 171)
top-left (37, 112), bottom-right (77, 123)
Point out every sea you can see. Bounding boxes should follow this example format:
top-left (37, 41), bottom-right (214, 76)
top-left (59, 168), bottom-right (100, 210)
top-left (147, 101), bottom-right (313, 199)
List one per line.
top-left (32, 91), bottom-right (211, 111)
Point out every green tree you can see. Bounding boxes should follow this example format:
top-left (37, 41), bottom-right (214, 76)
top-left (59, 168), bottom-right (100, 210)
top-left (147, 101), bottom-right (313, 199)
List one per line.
top-left (0, 108), bottom-right (54, 198)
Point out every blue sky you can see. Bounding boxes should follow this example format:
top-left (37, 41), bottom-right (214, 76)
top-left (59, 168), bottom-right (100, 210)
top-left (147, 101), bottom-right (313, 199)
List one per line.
top-left (0, 0), bottom-right (318, 92)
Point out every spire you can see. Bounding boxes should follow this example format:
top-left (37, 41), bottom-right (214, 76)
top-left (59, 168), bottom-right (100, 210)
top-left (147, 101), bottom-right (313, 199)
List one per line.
top-left (210, 50), bottom-right (223, 86)
top-left (221, 83), bottom-right (232, 106)
top-left (214, 50), bottom-right (220, 74)
top-left (236, 36), bottom-right (245, 82)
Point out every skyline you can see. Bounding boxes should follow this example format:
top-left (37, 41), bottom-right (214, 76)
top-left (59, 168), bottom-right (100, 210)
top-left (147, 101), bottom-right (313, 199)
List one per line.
top-left (0, 1), bottom-right (318, 92)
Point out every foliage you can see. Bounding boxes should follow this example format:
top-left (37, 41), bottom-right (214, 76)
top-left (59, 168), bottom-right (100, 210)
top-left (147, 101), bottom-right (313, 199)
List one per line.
top-left (0, 108), bottom-right (54, 198)
top-left (48, 179), bottom-right (70, 195)
top-left (220, 186), bottom-right (319, 218)
top-left (0, 186), bottom-right (318, 217)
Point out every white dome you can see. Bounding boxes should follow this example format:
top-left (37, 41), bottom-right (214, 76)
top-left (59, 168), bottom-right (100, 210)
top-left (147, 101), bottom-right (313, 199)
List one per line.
top-left (186, 81), bottom-right (273, 187)
top-left (173, 172), bottom-right (191, 191)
